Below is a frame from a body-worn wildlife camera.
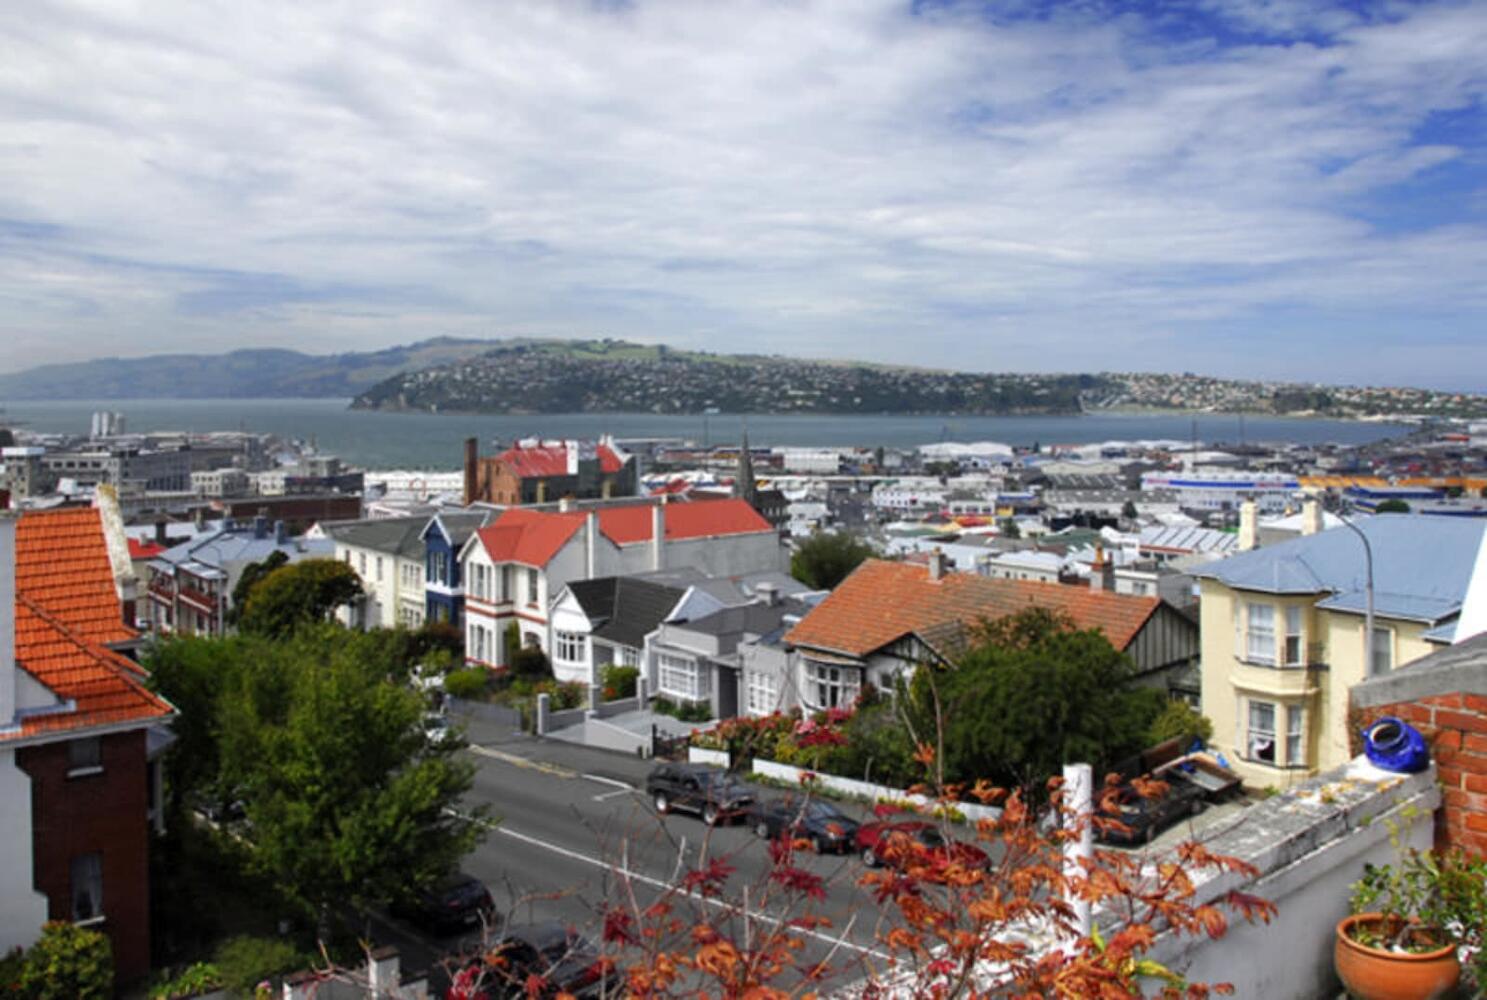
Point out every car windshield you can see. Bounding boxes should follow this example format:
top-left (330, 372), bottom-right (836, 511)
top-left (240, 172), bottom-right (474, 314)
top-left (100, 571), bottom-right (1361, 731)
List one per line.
top-left (803, 801), bottom-right (846, 820)
top-left (700, 772), bottom-right (744, 792)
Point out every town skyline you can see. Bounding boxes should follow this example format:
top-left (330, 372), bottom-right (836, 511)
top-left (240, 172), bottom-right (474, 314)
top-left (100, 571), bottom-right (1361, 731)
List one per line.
top-left (2, 1), bottom-right (1485, 389)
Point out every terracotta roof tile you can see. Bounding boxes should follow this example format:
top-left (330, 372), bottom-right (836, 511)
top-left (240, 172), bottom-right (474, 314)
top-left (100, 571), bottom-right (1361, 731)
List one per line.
top-left (783, 559), bottom-right (1160, 659)
top-left (16, 507), bottom-right (136, 646)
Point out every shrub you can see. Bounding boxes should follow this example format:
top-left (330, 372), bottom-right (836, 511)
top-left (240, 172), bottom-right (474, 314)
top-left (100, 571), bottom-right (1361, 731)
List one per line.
top-left (651, 696), bottom-right (712, 723)
top-left (214, 935), bottom-right (305, 994)
top-left (16, 922), bottom-right (113, 1000)
top-left (149, 961), bottom-right (223, 1000)
top-left (1146, 699), bottom-right (1214, 749)
top-left (550, 681), bottom-right (587, 711)
top-left (601, 664), bottom-right (639, 700)
top-left (510, 644), bottom-right (551, 679)
top-left (443, 666), bottom-right (490, 701)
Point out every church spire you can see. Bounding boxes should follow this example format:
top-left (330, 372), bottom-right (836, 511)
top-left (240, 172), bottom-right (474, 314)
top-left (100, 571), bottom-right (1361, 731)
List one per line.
top-left (734, 427), bottom-right (757, 507)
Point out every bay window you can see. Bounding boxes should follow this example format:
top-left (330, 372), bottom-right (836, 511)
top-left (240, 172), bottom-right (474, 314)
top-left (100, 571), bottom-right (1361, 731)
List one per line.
top-left (1246, 603), bottom-right (1276, 664)
top-left (1245, 699), bottom-right (1276, 764)
top-left (746, 672), bottom-right (780, 716)
top-left (555, 631), bottom-right (585, 664)
top-left (658, 653), bottom-right (708, 702)
top-left (802, 661), bottom-right (859, 710)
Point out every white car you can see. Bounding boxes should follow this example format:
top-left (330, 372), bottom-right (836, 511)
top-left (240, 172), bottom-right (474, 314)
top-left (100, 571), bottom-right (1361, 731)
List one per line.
top-left (423, 713), bottom-right (457, 747)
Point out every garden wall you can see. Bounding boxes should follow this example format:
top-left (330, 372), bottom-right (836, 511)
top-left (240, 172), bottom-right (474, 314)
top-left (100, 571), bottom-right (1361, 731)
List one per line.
top-left (751, 757), bottom-right (1004, 823)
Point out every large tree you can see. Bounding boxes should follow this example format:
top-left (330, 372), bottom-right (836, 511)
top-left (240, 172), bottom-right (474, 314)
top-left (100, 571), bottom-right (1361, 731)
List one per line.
top-left (789, 530), bottom-right (875, 590)
top-left (239, 558), bottom-right (364, 637)
top-left (908, 607), bottom-right (1163, 795)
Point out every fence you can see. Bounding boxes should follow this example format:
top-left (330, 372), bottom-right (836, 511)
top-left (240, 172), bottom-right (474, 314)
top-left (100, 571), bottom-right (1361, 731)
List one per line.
top-left (751, 757), bottom-right (1003, 823)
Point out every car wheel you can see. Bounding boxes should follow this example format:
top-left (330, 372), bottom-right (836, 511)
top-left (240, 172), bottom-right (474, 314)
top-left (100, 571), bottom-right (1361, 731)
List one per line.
top-left (755, 821), bottom-right (771, 839)
top-left (654, 792), bottom-right (669, 814)
top-left (861, 847), bottom-right (879, 868)
top-left (702, 803), bottom-right (720, 826)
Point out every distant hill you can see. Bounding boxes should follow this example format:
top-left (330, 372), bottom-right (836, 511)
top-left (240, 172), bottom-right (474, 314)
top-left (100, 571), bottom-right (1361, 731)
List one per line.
top-left (350, 338), bottom-right (1105, 415)
top-left (0, 338), bottom-right (499, 400)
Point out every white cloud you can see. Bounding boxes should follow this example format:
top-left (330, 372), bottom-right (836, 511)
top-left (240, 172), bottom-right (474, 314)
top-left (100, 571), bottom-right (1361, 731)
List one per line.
top-left (0, 0), bottom-right (1483, 385)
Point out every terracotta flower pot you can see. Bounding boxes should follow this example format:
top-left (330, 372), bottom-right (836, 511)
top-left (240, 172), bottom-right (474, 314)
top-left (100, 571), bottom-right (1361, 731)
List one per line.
top-left (1334, 913), bottom-right (1460, 1000)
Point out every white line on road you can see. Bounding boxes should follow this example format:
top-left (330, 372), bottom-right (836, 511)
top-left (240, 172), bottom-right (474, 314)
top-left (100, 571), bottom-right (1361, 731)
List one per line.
top-left (496, 825), bottom-right (888, 961)
top-left (581, 773), bottom-right (636, 801)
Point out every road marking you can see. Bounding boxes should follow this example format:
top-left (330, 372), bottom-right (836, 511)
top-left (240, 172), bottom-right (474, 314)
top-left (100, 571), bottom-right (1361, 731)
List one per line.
top-left (496, 825), bottom-right (888, 961)
top-left (468, 744), bottom-right (576, 778)
top-left (582, 773), bottom-right (635, 800)
top-left (591, 788), bottom-right (632, 802)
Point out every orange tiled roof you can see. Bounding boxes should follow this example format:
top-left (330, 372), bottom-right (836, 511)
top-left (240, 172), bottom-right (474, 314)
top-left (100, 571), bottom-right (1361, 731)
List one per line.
top-left (476, 500), bottom-right (772, 567)
top-left (6, 597), bottom-right (172, 742)
top-left (16, 507), bottom-right (136, 647)
top-left (783, 559), bottom-right (1160, 660)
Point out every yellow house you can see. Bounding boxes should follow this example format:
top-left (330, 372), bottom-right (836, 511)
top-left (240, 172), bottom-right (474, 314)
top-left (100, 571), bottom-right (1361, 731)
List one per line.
top-left (1193, 511), bottom-right (1486, 787)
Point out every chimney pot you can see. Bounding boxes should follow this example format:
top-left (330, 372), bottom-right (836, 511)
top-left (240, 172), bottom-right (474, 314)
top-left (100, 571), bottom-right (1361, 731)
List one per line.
top-left (928, 549), bottom-right (946, 581)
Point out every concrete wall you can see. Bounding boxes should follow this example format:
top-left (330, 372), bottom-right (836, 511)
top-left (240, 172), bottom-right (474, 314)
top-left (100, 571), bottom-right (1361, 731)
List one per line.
top-left (0, 749), bottom-right (49, 958)
top-left (752, 758), bottom-right (1002, 824)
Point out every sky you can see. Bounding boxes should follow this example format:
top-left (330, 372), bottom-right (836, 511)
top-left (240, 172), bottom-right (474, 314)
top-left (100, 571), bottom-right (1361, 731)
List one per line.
top-left (1, 0), bottom-right (1485, 389)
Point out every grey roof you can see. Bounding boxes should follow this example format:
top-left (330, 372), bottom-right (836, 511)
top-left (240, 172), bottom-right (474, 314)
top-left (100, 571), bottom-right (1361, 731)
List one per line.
top-left (566, 577), bottom-right (686, 649)
top-left (150, 525), bottom-right (334, 575)
top-left (424, 510), bottom-right (494, 546)
top-left (634, 567), bottom-right (811, 604)
top-left (319, 516), bottom-right (429, 560)
top-left (672, 596), bottom-right (816, 643)
top-left (1190, 515), bottom-right (1486, 624)
top-left (1139, 524), bottom-right (1239, 555)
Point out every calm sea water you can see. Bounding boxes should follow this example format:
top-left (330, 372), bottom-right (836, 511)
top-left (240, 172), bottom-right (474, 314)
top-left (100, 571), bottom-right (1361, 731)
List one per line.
top-left (3, 398), bottom-right (1411, 470)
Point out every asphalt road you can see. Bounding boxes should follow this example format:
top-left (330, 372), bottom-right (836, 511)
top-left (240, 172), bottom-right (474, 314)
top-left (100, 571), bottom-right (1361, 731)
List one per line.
top-left (381, 718), bottom-right (907, 995)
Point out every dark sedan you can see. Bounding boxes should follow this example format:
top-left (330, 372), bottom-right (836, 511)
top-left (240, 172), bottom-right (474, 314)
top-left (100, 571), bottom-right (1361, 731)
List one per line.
top-left (748, 795), bottom-right (860, 854)
top-left (460, 923), bottom-right (606, 999)
top-left (392, 871), bottom-right (494, 934)
top-left (855, 820), bottom-right (988, 872)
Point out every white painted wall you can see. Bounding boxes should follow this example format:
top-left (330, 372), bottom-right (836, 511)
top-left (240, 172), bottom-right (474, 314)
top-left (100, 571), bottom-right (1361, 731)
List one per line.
top-left (548, 591), bottom-right (596, 685)
top-left (0, 749), bottom-right (49, 956)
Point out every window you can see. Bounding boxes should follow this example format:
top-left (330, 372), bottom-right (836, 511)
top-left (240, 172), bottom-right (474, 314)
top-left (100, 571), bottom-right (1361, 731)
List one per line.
top-left (358, 553), bottom-right (367, 575)
top-left (1286, 704), bottom-right (1305, 765)
top-left (555, 631), bottom-right (585, 663)
top-left (746, 672), bottom-right (779, 716)
top-left (1245, 700), bottom-right (1276, 764)
top-left (658, 653), bottom-right (708, 701)
top-left (803, 661), bottom-right (859, 710)
top-left (1246, 603), bottom-right (1276, 664)
top-left (375, 557), bottom-right (383, 582)
top-left (68, 737), bottom-right (102, 776)
top-left (500, 566), bottom-right (513, 603)
top-left (526, 568), bottom-right (539, 606)
top-left (71, 853), bottom-right (103, 922)
top-left (1370, 626), bottom-right (1394, 676)
top-left (616, 645), bottom-right (640, 668)
top-left (470, 625), bottom-right (487, 662)
top-left (1283, 606), bottom-right (1304, 666)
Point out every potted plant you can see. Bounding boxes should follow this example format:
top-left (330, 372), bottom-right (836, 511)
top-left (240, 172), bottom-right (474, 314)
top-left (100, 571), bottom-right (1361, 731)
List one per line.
top-left (1334, 829), bottom-right (1486, 1000)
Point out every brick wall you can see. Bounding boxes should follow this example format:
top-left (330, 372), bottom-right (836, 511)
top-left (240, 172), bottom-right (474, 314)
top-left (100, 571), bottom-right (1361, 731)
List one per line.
top-left (1357, 693), bottom-right (1487, 854)
top-left (17, 729), bottom-right (153, 984)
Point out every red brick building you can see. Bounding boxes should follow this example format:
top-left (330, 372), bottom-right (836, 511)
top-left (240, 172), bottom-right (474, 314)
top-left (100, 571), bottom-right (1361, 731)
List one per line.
top-left (463, 437), bottom-right (636, 506)
top-left (0, 508), bottom-right (174, 984)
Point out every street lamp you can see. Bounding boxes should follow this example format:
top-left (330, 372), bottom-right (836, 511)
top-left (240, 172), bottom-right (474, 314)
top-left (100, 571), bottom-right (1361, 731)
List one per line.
top-left (1335, 505), bottom-right (1377, 677)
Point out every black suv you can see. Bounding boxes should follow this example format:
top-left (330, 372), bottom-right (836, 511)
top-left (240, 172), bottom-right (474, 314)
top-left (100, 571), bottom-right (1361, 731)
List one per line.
top-left (748, 795), bottom-right (860, 854)
top-left (645, 763), bottom-right (754, 825)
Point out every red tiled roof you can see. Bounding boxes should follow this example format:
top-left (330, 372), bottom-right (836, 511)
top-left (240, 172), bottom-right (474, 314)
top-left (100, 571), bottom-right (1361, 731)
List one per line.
top-left (6, 597), bottom-right (171, 741)
top-left (475, 499), bottom-right (772, 567)
top-left (783, 559), bottom-right (1160, 659)
top-left (16, 507), bottom-right (136, 647)
top-left (128, 538), bottom-right (167, 560)
top-left (495, 442), bottom-right (626, 479)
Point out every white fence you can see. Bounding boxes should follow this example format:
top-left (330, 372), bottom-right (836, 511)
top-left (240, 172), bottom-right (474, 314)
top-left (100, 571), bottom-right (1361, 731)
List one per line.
top-left (751, 757), bottom-right (1003, 823)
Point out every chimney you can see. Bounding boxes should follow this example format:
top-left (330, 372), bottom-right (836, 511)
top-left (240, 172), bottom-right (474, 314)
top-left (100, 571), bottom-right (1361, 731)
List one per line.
top-left (193, 505), bottom-right (207, 530)
top-left (1238, 500), bottom-right (1259, 551)
top-left (1301, 499), bottom-right (1324, 536)
top-left (154, 518), bottom-right (168, 546)
top-left (463, 437), bottom-right (479, 506)
top-left (0, 512), bottom-right (15, 725)
top-left (586, 511), bottom-right (598, 578)
top-left (651, 498), bottom-right (666, 571)
top-left (559, 496), bottom-right (576, 513)
top-left (756, 581), bottom-right (780, 606)
top-left (537, 480), bottom-right (547, 505)
top-left (253, 514), bottom-right (269, 540)
top-left (274, 520), bottom-right (287, 545)
top-left (1089, 545), bottom-right (1115, 592)
top-left (928, 548), bottom-right (947, 581)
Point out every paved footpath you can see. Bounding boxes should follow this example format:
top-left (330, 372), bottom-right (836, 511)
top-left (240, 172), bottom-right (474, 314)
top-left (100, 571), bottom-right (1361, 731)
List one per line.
top-left (451, 706), bottom-right (657, 788)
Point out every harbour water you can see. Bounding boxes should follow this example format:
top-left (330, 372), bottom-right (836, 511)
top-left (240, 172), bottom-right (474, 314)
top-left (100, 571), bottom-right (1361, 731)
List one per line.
top-left (2, 398), bottom-right (1413, 470)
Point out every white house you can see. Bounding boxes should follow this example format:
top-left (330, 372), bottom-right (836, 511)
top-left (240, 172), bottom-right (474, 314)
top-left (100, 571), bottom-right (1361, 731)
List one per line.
top-left (313, 516), bottom-right (431, 629)
top-left (460, 499), bottom-right (782, 670)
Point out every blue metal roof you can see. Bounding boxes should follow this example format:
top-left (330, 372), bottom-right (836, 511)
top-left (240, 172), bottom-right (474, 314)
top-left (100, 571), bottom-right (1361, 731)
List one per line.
top-left (1314, 591), bottom-right (1463, 624)
top-left (1191, 515), bottom-right (1485, 623)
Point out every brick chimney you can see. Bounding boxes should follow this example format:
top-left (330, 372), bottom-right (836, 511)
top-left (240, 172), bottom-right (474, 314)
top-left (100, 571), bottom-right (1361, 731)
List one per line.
top-left (463, 437), bottom-right (479, 506)
top-left (927, 549), bottom-right (947, 581)
top-left (1089, 545), bottom-right (1115, 591)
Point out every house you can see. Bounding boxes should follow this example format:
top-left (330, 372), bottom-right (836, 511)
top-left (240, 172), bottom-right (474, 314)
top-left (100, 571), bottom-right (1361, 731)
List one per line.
top-left (1191, 513), bottom-right (1487, 785)
top-left (782, 556), bottom-right (1198, 712)
top-left (462, 437), bottom-right (636, 506)
top-left (314, 515), bottom-right (431, 629)
top-left (1, 508), bottom-right (176, 985)
top-left (420, 510), bottom-right (494, 627)
top-left (144, 516), bottom-right (334, 636)
top-left (648, 585), bottom-right (819, 719)
top-left (547, 577), bottom-right (688, 685)
top-left (461, 498), bottom-right (781, 669)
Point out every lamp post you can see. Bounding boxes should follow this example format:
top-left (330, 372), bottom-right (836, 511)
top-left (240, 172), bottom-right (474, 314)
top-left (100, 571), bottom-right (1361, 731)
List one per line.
top-left (1336, 507), bottom-right (1377, 676)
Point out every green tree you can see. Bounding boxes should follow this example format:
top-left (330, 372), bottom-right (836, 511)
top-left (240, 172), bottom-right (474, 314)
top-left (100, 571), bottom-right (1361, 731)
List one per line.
top-left (1375, 499), bottom-right (1411, 514)
top-left (217, 626), bottom-right (482, 925)
top-left (999, 517), bottom-right (1021, 539)
top-left (239, 559), bottom-right (364, 637)
top-left (1145, 698), bottom-right (1215, 748)
top-left (1121, 499), bottom-right (1139, 520)
top-left (16, 922), bottom-right (113, 1000)
top-left (228, 550), bottom-right (290, 624)
top-left (907, 607), bottom-right (1162, 796)
top-left (790, 531), bottom-right (875, 590)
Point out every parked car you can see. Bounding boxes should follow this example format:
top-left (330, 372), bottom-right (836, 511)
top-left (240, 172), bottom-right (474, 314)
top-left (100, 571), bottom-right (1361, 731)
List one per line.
top-left (855, 820), bottom-right (988, 871)
top-left (1095, 774), bottom-right (1207, 846)
top-left (424, 713), bottom-right (457, 747)
top-left (747, 795), bottom-right (860, 854)
top-left (645, 763), bottom-right (754, 825)
top-left (464, 923), bottom-right (606, 999)
top-left (392, 871), bottom-right (495, 934)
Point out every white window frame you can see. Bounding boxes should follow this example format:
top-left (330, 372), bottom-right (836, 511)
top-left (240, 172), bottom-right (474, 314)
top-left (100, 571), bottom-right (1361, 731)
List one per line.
top-left (526, 568), bottom-right (539, 607)
top-left (1283, 605), bottom-right (1304, 666)
top-left (1286, 703), bottom-right (1305, 765)
top-left (1244, 698), bottom-right (1277, 765)
top-left (71, 852), bottom-right (103, 924)
top-left (1371, 625), bottom-right (1394, 676)
top-left (554, 630), bottom-right (586, 664)
top-left (658, 652), bottom-right (707, 701)
top-left (616, 645), bottom-right (640, 668)
top-left (802, 661), bottom-right (859, 711)
top-left (1246, 603), bottom-right (1276, 665)
top-left (746, 671), bottom-right (780, 716)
